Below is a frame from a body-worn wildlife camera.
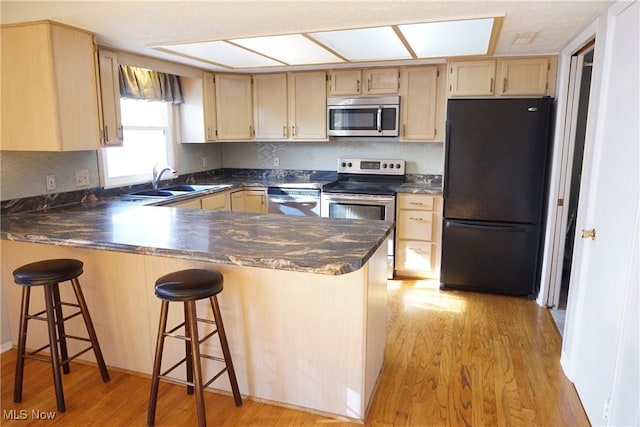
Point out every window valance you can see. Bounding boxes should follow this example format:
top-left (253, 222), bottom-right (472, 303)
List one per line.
top-left (119, 65), bottom-right (184, 104)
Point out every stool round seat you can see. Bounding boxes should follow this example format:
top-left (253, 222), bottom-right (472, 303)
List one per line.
top-left (155, 269), bottom-right (223, 302)
top-left (13, 259), bottom-right (83, 286)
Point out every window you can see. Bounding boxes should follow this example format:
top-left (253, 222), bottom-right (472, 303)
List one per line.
top-left (101, 99), bottom-right (175, 188)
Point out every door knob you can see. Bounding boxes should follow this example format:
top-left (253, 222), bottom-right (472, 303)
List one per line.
top-left (581, 229), bottom-right (596, 240)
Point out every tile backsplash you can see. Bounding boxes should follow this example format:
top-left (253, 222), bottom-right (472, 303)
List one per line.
top-left (1, 140), bottom-right (443, 201)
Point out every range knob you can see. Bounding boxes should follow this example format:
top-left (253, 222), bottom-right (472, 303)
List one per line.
top-left (382, 163), bottom-right (388, 168)
top-left (396, 163), bottom-right (402, 169)
top-left (341, 162), bottom-right (347, 167)
top-left (389, 163), bottom-right (394, 168)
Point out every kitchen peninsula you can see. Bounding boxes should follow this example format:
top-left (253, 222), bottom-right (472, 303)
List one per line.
top-left (1, 201), bottom-right (392, 421)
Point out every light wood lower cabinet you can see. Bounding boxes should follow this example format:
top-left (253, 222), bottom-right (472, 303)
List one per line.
top-left (230, 188), bottom-right (267, 213)
top-left (395, 193), bottom-right (443, 279)
top-left (166, 191), bottom-right (231, 210)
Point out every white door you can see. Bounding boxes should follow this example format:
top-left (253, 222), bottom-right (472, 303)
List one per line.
top-left (562, 1), bottom-right (639, 424)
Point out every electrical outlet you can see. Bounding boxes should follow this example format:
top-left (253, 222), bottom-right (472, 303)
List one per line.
top-left (273, 157), bottom-right (280, 167)
top-left (75, 170), bottom-right (90, 187)
top-left (46, 174), bottom-right (56, 191)
top-left (202, 156), bottom-right (208, 169)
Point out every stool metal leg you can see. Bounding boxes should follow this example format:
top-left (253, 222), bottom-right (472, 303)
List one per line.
top-left (186, 301), bottom-right (206, 427)
top-left (70, 277), bottom-right (110, 382)
top-left (210, 296), bottom-right (242, 407)
top-left (14, 286), bottom-right (31, 403)
top-left (148, 300), bottom-right (169, 427)
top-left (51, 283), bottom-right (70, 375)
top-left (44, 284), bottom-right (66, 413)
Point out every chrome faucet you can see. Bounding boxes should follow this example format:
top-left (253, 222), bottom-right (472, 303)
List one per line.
top-left (152, 164), bottom-right (176, 189)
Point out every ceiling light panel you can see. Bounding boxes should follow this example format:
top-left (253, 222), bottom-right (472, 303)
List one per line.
top-left (309, 26), bottom-right (412, 61)
top-left (231, 34), bottom-right (344, 65)
top-left (158, 41), bottom-right (282, 68)
top-left (399, 18), bottom-right (495, 58)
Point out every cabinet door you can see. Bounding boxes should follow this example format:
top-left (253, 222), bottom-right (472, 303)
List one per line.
top-left (448, 60), bottom-right (496, 97)
top-left (201, 192), bottom-right (230, 211)
top-left (253, 74), bottom-right (288, 139)
top-left (364, 68), bottom-right (399, 95)
top-left (97, 49), bottom-right (123, 146)
top-left (168, 199), bottom-right (202, 209)
top-left (400, 66), bottom-right (439, 140)
top-left (1, 21), bottom-right (101, 151)
top-left (230, 191), bottom-right (245, 212)
top-left (288, 71), bottom-right (327, 140)
top-left (498, 58), bottom-right (550, 96)
top-left (179, 73), bottom-right (216, 143)
top-left (202, 73), bottom-right (217, 141)
top-left (244, 190), bottom-right (267, 213)
top-left (215, 74), bottom-right (253, 140)
top-left (328, 70), bottom-right (361, 96)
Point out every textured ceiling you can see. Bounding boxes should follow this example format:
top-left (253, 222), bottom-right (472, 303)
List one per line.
top-left (1, 1), bottom-right (612, 72)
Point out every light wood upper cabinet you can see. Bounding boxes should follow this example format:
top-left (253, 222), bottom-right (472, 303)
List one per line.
top-left (328, 68), bottom-right (399, 96)
top-left (253, 74), bottom-right (288, 139)
top-left (448, 57), bottom-right (556, 97)
top-left (498, 57), bottom-right (550, 96)
top-left (400, 65), bottom-right (442, 141)
top-left (97, 49), bottom-right (123, 146)
top-left (448, 60), bottom-right (497, 97)
top-left (288, 71), bottom-right (327, 141)
top-left (215, 74), bottom-right (253, 140)
top-left (180, 72), bottom-right (216, 143)
top-left (1, 21), bottom-right (101, 151)
top-left (363, 68), bottom-right (399, 95)
top-left (328, 69), bottom-right (362, 95)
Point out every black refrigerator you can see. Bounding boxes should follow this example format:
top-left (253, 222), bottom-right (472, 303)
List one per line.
top-left (440, 98), bottom-right (553, 297)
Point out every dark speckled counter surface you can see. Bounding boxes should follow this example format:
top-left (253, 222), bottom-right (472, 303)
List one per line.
top-left (1, 201), bottom-right (393, 275)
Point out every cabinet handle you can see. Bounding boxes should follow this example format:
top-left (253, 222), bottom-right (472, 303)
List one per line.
top-left (292, 125), bottom-right (296, 136)
top-left (118, 126), bottom-right (123, 141)
top-left (409, 202), bottom-right (425, 206)
top-left (103, 126), bottom-right (109, 144)
top-left (490, 77), bottom-right (494, 93)
top-left (403, 124), bottom-right (406, 137)
top-left (409, 217), bottom-right (426, 221)
top-left (357, 80), bottom-right (360, 92)
top-left (283, 125), bottom-right (287, 137)
top-left (503, 78), bottom-right (507, 93)
top-left (250, 125), bottom-right (254, 137)
top-left (368, 79), bottom-right (371, 92)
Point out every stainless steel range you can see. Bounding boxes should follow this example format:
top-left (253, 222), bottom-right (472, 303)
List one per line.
top-left (322, 158), bottom-right (406, 277)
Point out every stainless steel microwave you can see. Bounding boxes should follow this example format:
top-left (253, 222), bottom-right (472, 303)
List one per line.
top-left (327, 96), bottom-right (400, 137)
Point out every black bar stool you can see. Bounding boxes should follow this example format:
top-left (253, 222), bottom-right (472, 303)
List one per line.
top-left (148, 269), bottom-right (242, 427)
top-left (12, 258), bottom-right (110, 413)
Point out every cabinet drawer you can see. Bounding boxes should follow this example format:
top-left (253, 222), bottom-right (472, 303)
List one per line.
top-left (396, 240), bottom-right (436, 272)
top-left (397, 211), bottom-right (435, 241)
top-left (397, 194), bottom-right (437, 211)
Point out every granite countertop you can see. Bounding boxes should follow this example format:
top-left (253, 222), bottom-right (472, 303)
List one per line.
top-left (1, 202), bottom-right (393, 275)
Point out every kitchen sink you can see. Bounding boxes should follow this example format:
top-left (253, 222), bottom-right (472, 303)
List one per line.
top-left (122, 184), bottom-right (232, 200)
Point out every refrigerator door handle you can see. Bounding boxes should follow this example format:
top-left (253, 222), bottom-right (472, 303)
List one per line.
top-left (445, 220), bottom-right (529, 233)
top-left (443, 120), bottom-right (452, 199)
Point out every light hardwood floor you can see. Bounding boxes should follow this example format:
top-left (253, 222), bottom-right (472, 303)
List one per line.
top-left (0, 279), bottom-right (589, 426)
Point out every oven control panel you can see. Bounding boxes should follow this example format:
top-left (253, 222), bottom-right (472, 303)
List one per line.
top-left (337, 158), bottom-right (405, 175)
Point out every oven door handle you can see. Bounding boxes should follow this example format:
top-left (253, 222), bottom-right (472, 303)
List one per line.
top-left (377, 106), bottom-right (382, 133)
top-left (270, 197), bottom-right (319, 204)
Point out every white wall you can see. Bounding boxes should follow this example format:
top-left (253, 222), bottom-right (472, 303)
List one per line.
top-left (559, 1), bottom-right (639, 425)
